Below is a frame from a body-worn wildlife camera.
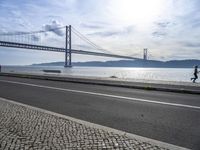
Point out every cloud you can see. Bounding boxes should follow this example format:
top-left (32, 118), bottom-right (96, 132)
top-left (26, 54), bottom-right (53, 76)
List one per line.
top-left (0, 20), bottom-right (65, 45)
top-left (152, 31), bottom-right (167, 38)
top-left (88, 31), bottom-right (120, 37)
top-left (180, 41), bottom-right (200, 48)
top-left (191, 19), bottom-right (200, 28)
top-left (88, 25), bottom-right (134, 37)
top-left (151, 21), bottom-right (174, 38)
top-left (43, 20), bottom-right (64, 36)
top-left (156, 22), bottom-right (170, 28)
top-left (45, 15), bottom-right (63, 20)
top-left (81, 23), bottom-right (103, 29)
top-left (31, 35), bottom-right (40, 42)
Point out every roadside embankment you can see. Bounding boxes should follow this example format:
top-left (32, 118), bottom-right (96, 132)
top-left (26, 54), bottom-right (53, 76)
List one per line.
top-left (0, 72), bottom-right (200, 94)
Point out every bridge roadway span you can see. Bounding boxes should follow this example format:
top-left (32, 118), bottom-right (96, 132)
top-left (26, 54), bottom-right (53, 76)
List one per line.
top-left (0, 76), bottom-right (199, 149)
top-left (0, 40), bottom-right (137, 60)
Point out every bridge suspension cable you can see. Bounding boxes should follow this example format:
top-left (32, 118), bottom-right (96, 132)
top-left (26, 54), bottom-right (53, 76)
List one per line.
top-left (0, 26), bottom-right (66, 47)
top-left (0, 26), bottom-right (66, 36)
top-left (71, 27), bottom-right (112, 54)
top-left (71, 27), bottom-right (102, 50)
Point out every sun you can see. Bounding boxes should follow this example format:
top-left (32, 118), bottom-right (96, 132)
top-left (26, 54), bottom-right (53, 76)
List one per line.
top-left (109, 0), bottom-right (165, 26)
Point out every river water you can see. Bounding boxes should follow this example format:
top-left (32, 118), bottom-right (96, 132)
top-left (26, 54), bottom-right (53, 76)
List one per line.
top-left (1, 65), bottom-right (197, 83)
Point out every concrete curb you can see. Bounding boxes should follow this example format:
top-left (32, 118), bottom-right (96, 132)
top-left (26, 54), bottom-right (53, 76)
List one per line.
top-left (0, 97), bottom-right (190, 150)
top-left (0, 72), bottom-right (200, 94)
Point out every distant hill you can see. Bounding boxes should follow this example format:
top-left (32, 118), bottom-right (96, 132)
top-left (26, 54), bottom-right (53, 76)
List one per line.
top-left (32, 59), bottom-right (200, 68)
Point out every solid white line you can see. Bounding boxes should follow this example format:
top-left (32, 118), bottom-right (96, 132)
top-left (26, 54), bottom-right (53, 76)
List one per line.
top-left (0, 79), bottom-right (200, 110)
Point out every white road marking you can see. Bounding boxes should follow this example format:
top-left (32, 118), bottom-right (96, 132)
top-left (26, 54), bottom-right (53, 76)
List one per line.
top-left (0, 79), bottom-right (200, 110)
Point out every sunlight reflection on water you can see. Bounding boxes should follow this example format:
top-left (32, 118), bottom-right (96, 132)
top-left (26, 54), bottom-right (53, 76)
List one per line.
top-left (2, 66), bottom-right (195, 82)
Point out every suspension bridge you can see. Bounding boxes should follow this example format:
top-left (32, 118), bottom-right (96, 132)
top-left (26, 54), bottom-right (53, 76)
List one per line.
top-left (0, 25), bottom-right (139, 67)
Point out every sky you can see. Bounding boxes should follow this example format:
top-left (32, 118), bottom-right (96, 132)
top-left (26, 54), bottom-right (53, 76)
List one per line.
top-left (0, 0), bottom-right (200, 65)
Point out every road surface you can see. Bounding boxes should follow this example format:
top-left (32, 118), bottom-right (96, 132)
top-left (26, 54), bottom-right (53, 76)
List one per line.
top-left (0, 76), bottom-right (199, 149)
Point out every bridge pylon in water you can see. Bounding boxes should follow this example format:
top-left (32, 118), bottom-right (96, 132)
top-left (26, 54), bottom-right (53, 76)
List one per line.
top-left (65, 25), bottom-right (72, 67)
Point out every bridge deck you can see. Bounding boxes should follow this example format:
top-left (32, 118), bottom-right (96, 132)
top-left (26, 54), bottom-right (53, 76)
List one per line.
top-left (0, 40), bottom-right (138, 60)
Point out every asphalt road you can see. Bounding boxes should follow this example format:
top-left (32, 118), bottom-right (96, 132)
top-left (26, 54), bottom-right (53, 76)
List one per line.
top-left (0, 76), bottom-right (199, 149)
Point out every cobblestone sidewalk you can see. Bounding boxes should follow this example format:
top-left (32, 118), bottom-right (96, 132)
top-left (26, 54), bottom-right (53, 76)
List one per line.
top-left (0, 99), bottom-right (169, 150)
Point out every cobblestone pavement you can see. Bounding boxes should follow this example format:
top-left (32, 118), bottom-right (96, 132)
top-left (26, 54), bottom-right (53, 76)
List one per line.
top-left (0, 99), bottom-right (168, 150)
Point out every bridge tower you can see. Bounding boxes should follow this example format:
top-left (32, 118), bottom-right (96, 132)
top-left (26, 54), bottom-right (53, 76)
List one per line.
top-left (143, 48), bottom-right (148, 60)
top-left (65, 25), bottom-right (72, 67)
